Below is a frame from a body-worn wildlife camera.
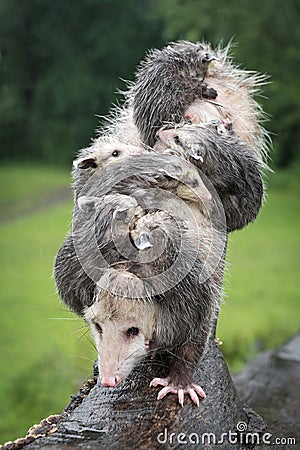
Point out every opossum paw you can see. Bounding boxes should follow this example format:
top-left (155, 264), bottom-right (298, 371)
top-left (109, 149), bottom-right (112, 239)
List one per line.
top-left (150, 378), bottom-right (206, 407)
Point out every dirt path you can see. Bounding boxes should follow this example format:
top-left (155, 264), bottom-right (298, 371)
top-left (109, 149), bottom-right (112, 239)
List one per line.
top-left (0, 186), bottom-right (72, 224)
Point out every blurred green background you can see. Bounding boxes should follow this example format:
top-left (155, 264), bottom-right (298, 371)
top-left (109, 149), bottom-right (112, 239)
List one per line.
top-left (0, 0), bottom-right (299, 444)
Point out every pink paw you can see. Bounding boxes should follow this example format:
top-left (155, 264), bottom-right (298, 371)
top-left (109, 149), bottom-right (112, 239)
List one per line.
top-left (150, 377), bottom-right (206, 407)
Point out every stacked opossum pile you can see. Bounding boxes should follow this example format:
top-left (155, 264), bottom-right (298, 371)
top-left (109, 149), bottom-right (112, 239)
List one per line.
top-left (54, 41), bottom-right (268, 406)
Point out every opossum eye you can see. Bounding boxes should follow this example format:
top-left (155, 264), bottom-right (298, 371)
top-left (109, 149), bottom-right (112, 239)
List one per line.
top-left (174, 136), bottom-right (181, 145)
top-left (126, 327), bottom-right (139, 337)
top-left (95, 323), bottom-right (102, 334)
top-left (111, 150), bottom-right (120, 157)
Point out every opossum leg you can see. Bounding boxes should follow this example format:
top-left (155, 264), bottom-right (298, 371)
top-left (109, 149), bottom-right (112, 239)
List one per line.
top-left (150, 378), bottom-right (206, 407)
top-left (150, 333), bottom-right (210, 407)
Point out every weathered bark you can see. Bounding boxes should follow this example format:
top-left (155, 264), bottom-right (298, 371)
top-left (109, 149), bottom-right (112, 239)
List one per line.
top-left (19, 334), bottom-right (268, 450)
top-left (234, 333), bottom-right (300, 447)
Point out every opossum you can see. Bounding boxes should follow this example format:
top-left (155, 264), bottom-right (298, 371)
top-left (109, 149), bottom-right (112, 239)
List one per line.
top-left (73, 120), bottom-right (263, 234)
top-left (154, 122), bottom-right (264, 232)
top-left (72, 136), bottom-right (144, 199)
top-left (102, 41), bottom-right (267, 232)
top-left (84, 266), bottom-right (155, 388)
top-left (55, 40), bottom-right (268, 405)
top-left (82, 199), bottom-right (225, 406)
top-left (131, 40), bottom-right (269, 165)
top-left (72, 136), bottom-right (210, 203)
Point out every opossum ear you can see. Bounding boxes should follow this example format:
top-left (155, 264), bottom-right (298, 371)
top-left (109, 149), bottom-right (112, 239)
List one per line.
top-left (73, 156), bottom-right (97, 169)
top-left (77, 196), bottom-right (100, 212)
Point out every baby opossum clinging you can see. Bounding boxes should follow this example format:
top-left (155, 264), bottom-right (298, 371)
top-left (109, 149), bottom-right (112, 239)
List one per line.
top-left (131, 40), bottom-right (269, 165)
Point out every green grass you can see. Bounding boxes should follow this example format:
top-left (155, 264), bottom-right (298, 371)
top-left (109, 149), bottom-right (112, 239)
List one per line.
top-left (0, 165), bottom-right (299, 443)
top-left (0, 164), bottom-right (72, 219)
top-left (0, 201), bottom-right (95, 443)
top-left (217, 181), bottom-right (300, 370)
top-left (0, 166), bottom-right (95, 443)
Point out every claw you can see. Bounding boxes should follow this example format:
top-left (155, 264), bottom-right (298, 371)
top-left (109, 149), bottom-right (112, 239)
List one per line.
top-left (149, 377), bottom-right (168, 388)
top-left (157, 386), bottom-right (177, 400)
top-left (187, 388), bottom-right (200, 407)
top-left (134, 232), bottom-right (152, 250)
top-left (150, 377), bottom-right (206, 406)
top-left (191, 383), bottom-right (206, 399)
top-left (178, 388), bottom-right (184, 407)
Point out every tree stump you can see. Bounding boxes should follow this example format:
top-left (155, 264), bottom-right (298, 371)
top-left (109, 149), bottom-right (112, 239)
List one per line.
top-left (19, 334), bottom-right (268, 450)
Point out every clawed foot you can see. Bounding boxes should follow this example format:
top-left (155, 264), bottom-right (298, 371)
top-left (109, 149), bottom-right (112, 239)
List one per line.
top-left (150, 377), bottom-right (206, 407)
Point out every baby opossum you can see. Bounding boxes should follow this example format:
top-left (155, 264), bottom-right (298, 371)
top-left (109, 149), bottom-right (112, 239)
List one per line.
top-left (154, 122), bottom-right (264, 232)
top-left (72, 136), bottom-right (144, 199)
top-left (132, 41), bottom-right (217, 147)
top-left (131, 40), bottom-right (269, 165)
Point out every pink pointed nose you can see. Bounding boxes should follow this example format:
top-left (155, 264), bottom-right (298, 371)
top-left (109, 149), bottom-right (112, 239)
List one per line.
top-left (101, 375), bottom-right (121, 387)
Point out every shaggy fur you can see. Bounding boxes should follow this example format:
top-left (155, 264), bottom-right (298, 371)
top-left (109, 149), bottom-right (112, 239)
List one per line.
top-left (54, 40), bottom-right (270, 396)
top-left (154, 123), bottom-right (264, 232)
top-left (130, 40), bottom-right (270, 165)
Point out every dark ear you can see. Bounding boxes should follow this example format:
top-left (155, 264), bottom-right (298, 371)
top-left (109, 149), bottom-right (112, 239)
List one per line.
top-left (73, 157), bottom-right (97, 169)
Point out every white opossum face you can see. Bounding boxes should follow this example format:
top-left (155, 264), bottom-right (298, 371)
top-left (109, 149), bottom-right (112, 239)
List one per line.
top-left (74, 141), bottom-right (145, 170)
top-left (84, 295), bottom-right (155, 387)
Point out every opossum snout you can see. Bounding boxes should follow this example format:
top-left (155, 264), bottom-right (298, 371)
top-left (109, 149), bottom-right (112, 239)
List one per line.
top-left (101, 374), bottom-right (122, 388)
top-left (156, 129), bottom-right (172, 142)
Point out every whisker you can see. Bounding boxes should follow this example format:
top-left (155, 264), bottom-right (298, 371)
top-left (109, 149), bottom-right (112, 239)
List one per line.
top-left (44, 317), bottom-right (80, 320)
top-left (71, 325), bottom-right (89, 335)
top-left (78, 328), bottom-right (91, 340)
top-left (76, 354), bottom-right (95, 363)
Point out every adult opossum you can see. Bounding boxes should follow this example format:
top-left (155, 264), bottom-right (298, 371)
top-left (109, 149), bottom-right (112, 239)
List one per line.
top-left (55, 138), bottom-right (226, 406)
top-left (131, 40), bottom-right (269, 165)
top-left (80, 195), bottom-right (225, 406)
